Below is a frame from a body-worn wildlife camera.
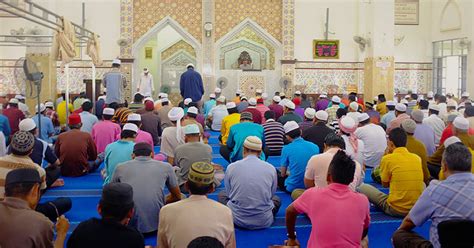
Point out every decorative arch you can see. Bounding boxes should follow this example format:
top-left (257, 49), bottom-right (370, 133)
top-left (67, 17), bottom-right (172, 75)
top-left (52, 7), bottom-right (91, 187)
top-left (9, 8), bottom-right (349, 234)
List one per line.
top-left (220, 38), bottom-right (270, 70)
top-left (132, 16), bottom-right (202, 90)
top-left (440, 0), bottom-right (462, 32)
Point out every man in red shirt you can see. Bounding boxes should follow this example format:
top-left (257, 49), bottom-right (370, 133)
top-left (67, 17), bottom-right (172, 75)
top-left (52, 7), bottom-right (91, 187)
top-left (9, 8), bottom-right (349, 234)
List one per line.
top-left (3, 98), bottom-right (25, 135)
top-left (285, 150), bottom-right (370, 247)
top-left (242, 98), bottom-right (263, 124)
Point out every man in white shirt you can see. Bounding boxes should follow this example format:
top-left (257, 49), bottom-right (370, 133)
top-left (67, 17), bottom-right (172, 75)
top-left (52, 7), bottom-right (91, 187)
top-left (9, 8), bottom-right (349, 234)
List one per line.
top-left (437, 95), bottom-right (448, 118)
top-left (422, 105), bottom-right (445, 146)
top-left (158, 162), bottom-right (236, 248)
top-left (137, 68), bottom-right (154, 97)
top-left (355, 113), bottom-right (387, 168)
top-left (207, 96), bottom-right (228, 131)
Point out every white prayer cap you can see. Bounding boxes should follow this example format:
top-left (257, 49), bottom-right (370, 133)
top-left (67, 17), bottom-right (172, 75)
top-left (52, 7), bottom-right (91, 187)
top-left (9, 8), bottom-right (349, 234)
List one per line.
top-left (315, 110), bottom-right (329, 121)
top-left (400, 99), bottom-right (409, 104)
top-left (161, 98), bottom-right (169, 103)
top-left (411, 110), bottom-right (425, 123)
top-left (9, 98), bottom-right (19, 104)
top-left (444, 136), bottom-right (461, 148)
top-left (340, 116), bottom-right (356, 130)
top-left (358, 113), bottom-right (370, 122)
top-left (304, 108), bottom-right (316, 119)
top-left (35, 103), bottom-right (46, 113)
top-left (209, 93), bottom-right (216, 99)
top-left (386, 100), bottom-right (396, 106)
top-left (279, 92), bottom-right (286, 97)
top-left (349, 102), bottom-right (359, 111)
top-left (395, 103), bottom-right (407, 112)
top-left (404, 95), bottom-right (410, 99)
top-left (103, 108), bottom-right (115, 116)
top-left (112, 59), bottom-right (121, 65)
top-left (236, 90), bottom-right (241, 95)
top-left (184, 98), bottom-right (192, 105)
top-left (285, 100), bottom-right (295, 110)
top-left (168, 107), bottom-right (184, 121)
top-left (186, 63), bottom-right (194, 68)
top-left (319, 93), bottom-right (327, 98)
top-left (446, 93), bottom-right (454, 98)
top-left (158, 93), bottom-right (166, 98)
top-left (217, 96), bottom-right (226, 102)
top-left (162, 93), bottom-right (168, 98)
top-left (0, 92), bottom-right (6, 97)
top-left (427, 91), bottom-right (434, 98)
top-left (143, 68), bottom-right (149, 73)
top-left (429, 104), bottom-right (440, 111)
top-left (453, 116), bottom-right (469, 130)
top-left (226, 102), bottom-right (236, 109)
top-left (283, 121), bottom-right (299, 134)
top-left (240, 96), bottom-right (248, 100)
top-left (295, 90), bottom-right (301, 95)
top-left (45, 102), bottom-right (54, 108)
top-left (144, 97), bottom-right (154, 103)
top-left (322, 91), bottom-right (328, 95)
top-left (98, 95), bottom-right (106, 101)
top-left (256, 89), bottom-right (263, 94)
top-left (272, 96), bottom-right (281, 103)
top-left (184, 124), bottom-right (200, 135)
top-left (15, 94), bottom-right (25, 100)
top-left (243, 136), bottom-right (263, 151)
top-left (462, 92), bottom-right (470, 97)
top-left (331, 95), bottom-right (341, 103)
top-left (123, 123), bottom-right (138, 133)
top-left (248, 98), bottom-right (257, 106)
top-left (127, 113), bottom-right (141, 122)
top-left (187, 106), bottom-right (198, 115)
top-left (19, 118), bottom-right (36, 132)
top-left (214, 88), bottom-right (222, 94)
top-left (262, 92), bottom-right (268, 100)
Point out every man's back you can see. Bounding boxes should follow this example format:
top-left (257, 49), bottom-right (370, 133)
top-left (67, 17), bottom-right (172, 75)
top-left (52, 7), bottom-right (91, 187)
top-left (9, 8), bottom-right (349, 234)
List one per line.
top-left (423, 115), bottom-right (445, 145)
top-left (210, 105), bottom-right (228, 130)
top-left (0, 197), bottom-right (54, 248)
top-left (112, 157), bottom-right (177, 233)
top-left (292, 184), bottom-right (370, 248)
top-left (262, 120), bottom-right (285, 154)
top-left (56, 129), bottom-right (97, 177)
top-left (278, 111), bottom-right (302, 125)
top-left (180, 69), bottom-right (204, 102)
top-left (268, 104), bottom-right (283, 120)
top-left (80, 111), bottom-right (99, 133)
top-left (174, 142), bottom-right (212, 186)
top-left (355, 123), bottom-right (387, 167)
top-left (158, 105), bottom-right (172, 129)
top-left (380, 147), bottom-right (424, 214)
top-left (158, 195), bottom-right (235, 248)
top-left (242, 108), bottom-right (262, 124)
top-left (32, 114), bottom-right (54, 143)
top-left (140, 112), bottom-right (161, 145)
top-left (302, 122), bottom-right (334, 151)
top-left (3, 107), bottom-right (24, 134)
top-left (104, 140), bottom-right (134, 184)
top-left (227, 122), bottom-right (264, 162)
top-left (92, 120), bottom-right (121, 154)
top-left (414, 123), bottom-right (436, 156)
top-left (67, 218), bottom-right (144, 248)
top-left (225, 155), bottom-right (277, 229)
top-left (160, 126), bottom-right (184, 158)
top-left (406, 135), bottom-right (429, 182)
top-left (103, 70), bottom-right (127, 104)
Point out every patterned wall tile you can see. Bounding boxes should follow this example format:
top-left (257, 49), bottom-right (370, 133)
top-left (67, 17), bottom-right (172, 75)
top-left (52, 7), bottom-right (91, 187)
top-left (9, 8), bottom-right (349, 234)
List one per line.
top-left (214, 0), bottom-right (282, 42)
top-left (161, 40), bottom-right (196, 61)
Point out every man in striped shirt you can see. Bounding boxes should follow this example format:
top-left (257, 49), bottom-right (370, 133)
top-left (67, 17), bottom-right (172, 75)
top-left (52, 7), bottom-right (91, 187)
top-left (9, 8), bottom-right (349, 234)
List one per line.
top-left (262, 111), bottom-right (285, 156)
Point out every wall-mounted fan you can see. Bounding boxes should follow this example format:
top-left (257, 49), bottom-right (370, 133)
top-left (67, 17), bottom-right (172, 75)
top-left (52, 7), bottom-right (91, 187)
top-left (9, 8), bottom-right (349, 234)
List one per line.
top-left (160, 84), bottom-right (171, 94)
top-left (117, 38), bottom-right (129, 47)
top-left (279, 76), bottom-right (292, 92)
top-left (216, 77), bottom-right (228, 89)
top-left (353, 35), bottom-right (370, 51)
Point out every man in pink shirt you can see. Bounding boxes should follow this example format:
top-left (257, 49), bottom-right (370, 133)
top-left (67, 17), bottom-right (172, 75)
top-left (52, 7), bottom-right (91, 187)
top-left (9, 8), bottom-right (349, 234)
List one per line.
top-left (123, 113), bottom-right (154, 148)
top-left (285, 150), bottom-right (370, 247)
top-left (91, 108), bottom-right (121, 154)
top-left (387, 103), bottom-right (410, 134)
top-left (255, 98), bottom-right (270, 122)
top-left (292, 133), bottom-right (363, 200)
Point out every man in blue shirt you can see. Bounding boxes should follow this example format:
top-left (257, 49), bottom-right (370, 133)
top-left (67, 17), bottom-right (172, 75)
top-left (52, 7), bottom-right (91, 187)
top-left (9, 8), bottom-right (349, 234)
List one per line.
top-left (203, 93), bottom-right (216, 119)
top-left (79, 101), bottom-right (99, 134)
top-left (180, 63), bottom-right (204, 105)
top-left (220, 112), bottom-right (264, 163)
top-left (381, 100), bottom-right (396, 127)
top-left (32, 104), bottom-right (55, 143)
top-left (279, 121), bottom-right (319, 193)
top-left (103, 59), bottom-right (127, 104)
top-left (393, 142), bottom-right (474, 248)
top-left (0, 113), bottom-right (11, 141)
top-left (218, 136), bottom-right (280, 229)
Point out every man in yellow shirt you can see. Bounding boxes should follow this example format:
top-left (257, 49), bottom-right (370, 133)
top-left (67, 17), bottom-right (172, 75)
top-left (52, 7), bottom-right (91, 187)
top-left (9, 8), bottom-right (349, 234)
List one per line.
top-left (359, 128), bottom-right (425, 217)
top-left (57, 100), bottom-right (73, 126)
top-left (376, 94), bottom-right (387, 116)
top-left (401, 119), bottom-right (430, 184)
top-left (232, 90), bottom-right (241, 105)
top-left (220, 102), bottom-right (240, 145)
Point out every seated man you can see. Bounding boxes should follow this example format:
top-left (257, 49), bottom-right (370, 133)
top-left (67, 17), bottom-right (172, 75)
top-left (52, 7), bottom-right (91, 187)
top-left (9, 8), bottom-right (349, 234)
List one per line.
top-left (160, 107), bottom-right (186, 164)
top-left (387, 103), bottom-right (411, 134)
top-left (67, 182), bottom-right (145, 248)
top-left (292, 133), bottom-right (362, 200)
top-left (174, 124), bottom-right (214, 192)
top-left (262, 111), bottom-right (285, 156)
top-left (278, 101), bottom-right (302, 125)
top-left (220, 102), bottom-right (241, 146)
top-left (79, 101), bottom-right (99, 134)
top-left (302, 110), bottom-right (334, 151)
top-left (55, 114), bottom-right (99, 177)
top-left (218, 136), bottom-right (280, 229)
top-left (0, 131), bottom-right (72, 221)
top-left (31, 103), bottom-right (55, 143)
top-left (423, 105), bottom-right (445, 146)
top-left (401, 119), bottom-right (430, 184)
top-left (242, 98), bottom-right (263, 124)
top-left (125, 114), bottom-right (154, 147)
top-left (103, 123), bottom-right (137, 184)
top-left (0, 169), bottom-right (69, 248)
top-left (285, 150), bottom-right (370, 247)
top-left (279, 121), bottom-right (319, 193)
top-left (207, 96), bottom-right (228, 131)
top-left (92, 108), bottom-right (121, 154)
top-left (182, 107), bottom-right (205, 138)
top-left (392, 143), bottom-right (474, 248)
top-left (158, 162), bottom-right (236, 248)
top-left (298, 108), bottom-right (315, 132)
top-left (139, 100), bottom-right (161, 146)
top-left (111, 142), bottom-right (181, 234)
top-left (355, 113), bottom-right (387, 169)
top-left (359, 128), bottom-right (425, 217)
top-left (16, 118), bottom-right (62, 188)
top-left (220, 112), bottom-right (264, 163)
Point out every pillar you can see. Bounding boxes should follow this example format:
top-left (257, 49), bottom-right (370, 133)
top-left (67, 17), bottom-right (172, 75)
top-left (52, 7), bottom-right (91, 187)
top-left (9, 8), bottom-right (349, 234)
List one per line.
top-left (202, 0), bottom-right (215, 95)
top-left (25, 53), bottom-right (57, 112)
top-left (362, 0), bottom-right (395, 102)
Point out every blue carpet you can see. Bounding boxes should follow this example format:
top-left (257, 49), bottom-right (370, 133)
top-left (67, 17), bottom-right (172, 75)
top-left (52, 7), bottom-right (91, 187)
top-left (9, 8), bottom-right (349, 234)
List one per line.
top-left (41, 130), bottom-right (430, 247)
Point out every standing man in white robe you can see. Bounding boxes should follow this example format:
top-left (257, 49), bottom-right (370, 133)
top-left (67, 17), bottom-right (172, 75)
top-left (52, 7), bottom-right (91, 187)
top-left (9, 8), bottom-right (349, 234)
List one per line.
top-left (137, 68), bottom-right (154, 98)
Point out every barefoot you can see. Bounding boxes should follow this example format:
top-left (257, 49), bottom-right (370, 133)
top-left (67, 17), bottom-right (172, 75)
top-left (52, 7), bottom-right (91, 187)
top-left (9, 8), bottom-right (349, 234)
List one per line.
top-left (51, 179), bottom-right (65, 188)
